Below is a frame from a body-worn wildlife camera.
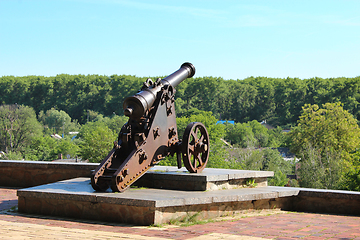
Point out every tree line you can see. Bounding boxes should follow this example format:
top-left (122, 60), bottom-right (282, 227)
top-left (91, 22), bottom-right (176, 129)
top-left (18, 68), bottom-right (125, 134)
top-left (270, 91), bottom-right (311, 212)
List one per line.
top-left (1, 74), bottom-right (360, 126)
top-left (1, 73), bottom-right (360, 191)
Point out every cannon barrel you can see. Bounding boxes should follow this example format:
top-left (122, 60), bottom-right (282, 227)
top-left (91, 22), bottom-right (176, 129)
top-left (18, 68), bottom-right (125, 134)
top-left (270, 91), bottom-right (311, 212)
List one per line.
top-left (123, 62), bottom-right (195, 119)
top-left (161, 62), bottom-right (195, 87)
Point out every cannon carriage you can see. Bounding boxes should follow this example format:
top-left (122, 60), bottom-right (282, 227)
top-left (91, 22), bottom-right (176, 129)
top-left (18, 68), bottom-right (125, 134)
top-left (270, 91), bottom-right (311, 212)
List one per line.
top-left (91, 63), bottom-right (210, 192)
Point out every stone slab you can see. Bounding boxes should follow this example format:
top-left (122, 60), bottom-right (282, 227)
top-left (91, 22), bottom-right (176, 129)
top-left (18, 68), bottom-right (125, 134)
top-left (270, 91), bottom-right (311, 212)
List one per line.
top-left (18, 178), bottom-right (294, 208)
top-left (136, 166), bottom-right (274, 190)
top-left (146, 166), bottom-right (274, 181)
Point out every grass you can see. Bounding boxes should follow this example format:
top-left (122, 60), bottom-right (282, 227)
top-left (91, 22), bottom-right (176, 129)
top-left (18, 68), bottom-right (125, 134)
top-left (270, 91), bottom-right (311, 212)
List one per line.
top-left (167, 212), bottom-right (216, 227)
top-left (129, 185), bottom-right (148, 190)
top-left (7, 206), bottom-right (18, 212)
top-left (245, 178), bottom-right (258, 188)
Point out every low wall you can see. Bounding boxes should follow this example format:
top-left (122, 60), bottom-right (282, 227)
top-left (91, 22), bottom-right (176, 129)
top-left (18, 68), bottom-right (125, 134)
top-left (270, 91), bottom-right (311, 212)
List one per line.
top-left (292, 188), bottom-right (360, 215)
top-left (0, 160), bottom-right (98, 187)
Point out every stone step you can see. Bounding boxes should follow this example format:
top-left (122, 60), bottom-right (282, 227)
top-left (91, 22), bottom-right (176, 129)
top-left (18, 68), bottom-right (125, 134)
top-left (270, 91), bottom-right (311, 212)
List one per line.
top-left (135, 166), bottom-right (274, 191)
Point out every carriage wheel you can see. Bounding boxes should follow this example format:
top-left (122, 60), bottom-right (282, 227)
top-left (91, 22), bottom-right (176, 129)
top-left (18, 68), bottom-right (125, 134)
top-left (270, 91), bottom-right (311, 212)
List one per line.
top-left (182, 122), bottom-right (209, 173)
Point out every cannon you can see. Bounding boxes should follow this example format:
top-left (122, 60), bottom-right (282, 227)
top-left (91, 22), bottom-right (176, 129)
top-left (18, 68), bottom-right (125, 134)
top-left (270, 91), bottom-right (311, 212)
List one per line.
top-left (91, 63), bottom-right (210, 192)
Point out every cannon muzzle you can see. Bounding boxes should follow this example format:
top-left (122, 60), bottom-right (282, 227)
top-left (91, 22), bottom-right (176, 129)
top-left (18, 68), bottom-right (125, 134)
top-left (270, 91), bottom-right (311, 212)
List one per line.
top-left (161, 62), bottom-right (195, 87)
top-left (123, 62), bottom-right (195, 119)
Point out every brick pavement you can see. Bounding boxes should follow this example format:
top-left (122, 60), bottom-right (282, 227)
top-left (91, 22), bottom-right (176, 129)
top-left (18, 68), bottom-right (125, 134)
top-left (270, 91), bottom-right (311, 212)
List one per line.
top-left (0, 187), bottom-right (17, 211)
top-left (1, 187), bottom-right (360, 239)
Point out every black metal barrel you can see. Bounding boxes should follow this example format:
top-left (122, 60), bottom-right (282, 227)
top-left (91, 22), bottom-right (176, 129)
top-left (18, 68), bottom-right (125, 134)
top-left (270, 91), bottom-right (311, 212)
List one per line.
top-left (123, 63), bottom-right (195, 119)
top-left (161, 62), bottom-right (195, 87)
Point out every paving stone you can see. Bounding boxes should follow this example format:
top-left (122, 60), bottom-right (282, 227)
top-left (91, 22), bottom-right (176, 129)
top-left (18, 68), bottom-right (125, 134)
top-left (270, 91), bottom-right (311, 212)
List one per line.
top-left (3, 181), bottom-right (360, 239)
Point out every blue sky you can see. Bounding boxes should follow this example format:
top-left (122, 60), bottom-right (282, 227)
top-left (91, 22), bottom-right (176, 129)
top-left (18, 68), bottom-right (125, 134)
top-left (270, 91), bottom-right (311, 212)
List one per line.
top-left (1, 0), bottom-right (359, 80)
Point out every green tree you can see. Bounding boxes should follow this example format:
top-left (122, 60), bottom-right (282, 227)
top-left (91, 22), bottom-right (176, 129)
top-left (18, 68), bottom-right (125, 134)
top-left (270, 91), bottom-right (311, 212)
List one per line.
top-left (77, 122), bottom-right (116, 163)
top-left (261, 148), bottom-right (292, 186)
top-left (226, 148), bottom-right (292, 186)
top-left (56, 137), bottom-right (80, 159)
top-left (91, 113), bottom-right (128, 133)
top-left (248, 120), bottom-right (270, 147)
top-left (289, 102), bottom-right (360, 189)
top-left (226, 81), bottom-right (257, 123)
top-left (341, 165), bottom-right (360, 191)
top-left (0, 104), bottom-right (42, 154)
top-left (225, 122), bottom-right (256, 148)
top-left (0, 150), bottom-right (23, 160)
top-left (268, 126), bottom-right (287, 148)
top-left (25, 136), bottom-right (59, 161)
top-left (290, 102), bottom-right (360, 162)
top-left (39, 108), bottom-right (79, 135)
top-left (297, 144), bottom-right (342, 189)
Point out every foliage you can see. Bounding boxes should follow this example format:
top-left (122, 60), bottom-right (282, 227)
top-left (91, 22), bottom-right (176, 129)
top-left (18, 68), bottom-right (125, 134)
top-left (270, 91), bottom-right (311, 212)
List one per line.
top-left (297, 144), bottom-right (342, 189)
top-left (268, 127), bottom-right (288, 148)
top-left (339, 148), bottom-right (360, 191)
top-left (227, 148), bottom-right (293, 186)
top-left (0, 150), bottom-right (23, 160)
top-left (269, 170), bottom-right (288, 187)
top-left (224, 121), bottom-right (286, 148)
top-left (24, 136), bottom-right (59, 161)
top-left (55, 137), bottom-right (80, 159)
top-left (289, 102), bottom-right (360, 190)
top-left (206, 141), bottom-right (230, 168)
top-left (225, 122), bottom-right (256, 148)
top-left (289, 102), bottom-right (360, 160)
top-left (77, 121), bottom-right (117, 163)
top-left (288, 179), bottom-right (300, 187)
top-left (340, 165), bottom-right (360, 191)
top-left (39, 108), bottom-right (80, 135)
top-left (0, 104), bottom-right (42, 154)
top-left (91, 113), bottom-right (128, 133)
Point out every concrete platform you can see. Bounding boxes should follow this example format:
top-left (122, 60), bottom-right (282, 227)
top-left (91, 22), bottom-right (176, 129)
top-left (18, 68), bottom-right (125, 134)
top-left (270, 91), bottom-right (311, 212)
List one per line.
top-left (17, 177), bottom-right (299, 225)
top-left (16, 166), bottom-right (360, 225)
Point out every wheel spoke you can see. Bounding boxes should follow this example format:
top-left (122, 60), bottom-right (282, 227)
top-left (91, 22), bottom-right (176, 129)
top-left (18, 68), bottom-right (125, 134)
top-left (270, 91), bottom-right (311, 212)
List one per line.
top-left (199, 134), bottom-right (204, 143)
top-left (188, 143), bottom-right (195, 153)
top-left (195, 153), bottom-right (203, 166)
top-left (190, 131), bottom-right (198, 143)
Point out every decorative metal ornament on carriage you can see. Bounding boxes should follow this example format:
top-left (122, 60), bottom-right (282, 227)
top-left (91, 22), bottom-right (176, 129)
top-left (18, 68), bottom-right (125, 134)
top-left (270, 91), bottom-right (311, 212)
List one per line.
top-left (91, 63), bottom-right (210, 192)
